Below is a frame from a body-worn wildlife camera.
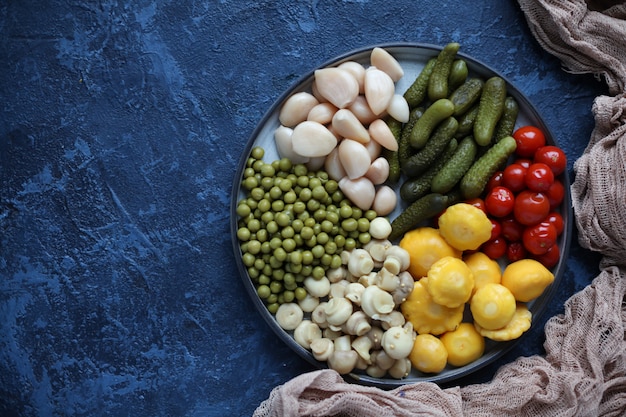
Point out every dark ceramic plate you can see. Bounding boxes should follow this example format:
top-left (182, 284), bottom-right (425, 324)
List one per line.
top-left (230, 43), bottom-right (572, 387)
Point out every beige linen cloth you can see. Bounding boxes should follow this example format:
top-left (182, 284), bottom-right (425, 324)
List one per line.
top-left (254, 1), bottom-right (626, 415)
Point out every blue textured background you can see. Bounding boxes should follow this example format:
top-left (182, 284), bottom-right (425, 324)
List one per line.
top-left (0, 1), bottom-right (607, 416)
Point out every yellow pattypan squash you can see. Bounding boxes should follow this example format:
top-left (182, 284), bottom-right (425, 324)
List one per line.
top-left (438, 203), bottom-right (492, 251)
top-left (399, 227), bottom-right (461, 279)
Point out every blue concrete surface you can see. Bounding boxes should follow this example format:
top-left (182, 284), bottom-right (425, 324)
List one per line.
top-left (0, 1), bottom-right (607, 416)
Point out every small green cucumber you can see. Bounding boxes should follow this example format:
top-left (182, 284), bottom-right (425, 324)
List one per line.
top-left (383, 117), bottom-right (403, 184)
top-left (473, 76), bottom-right (507, 146)
top-left (449, 78), bottom-right (484, 117)
top-left (494, 96), bottom-right (519, 142)
top-left (389, 193), bottom-right (449, 241)
top-left (398, 107), bottom-right (424, 169)
top-left (460, 135), bottom-right (517, 199)
top-left (431, 136), bottom-right (478, 194)
top-left (403, 58), bottom-right (436, 109)
top-left (400, 138), bottom-right (458, 203)
top-left (448, 59), bottom-right (468, 93)
top-left (428, 42), bottom-right (461, 102)
top-left (455, 104), bottom-right (479, 138)
top-left (403, 116), bottom-right (458, 178)
top-left (409, 98), bottom-right (455, 149)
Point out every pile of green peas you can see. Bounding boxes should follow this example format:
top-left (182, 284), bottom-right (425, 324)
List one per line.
top-left (236, 146), bottom-right (377, 314)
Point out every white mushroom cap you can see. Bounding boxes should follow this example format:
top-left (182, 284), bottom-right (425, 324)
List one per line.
top-left (275, 303), bottom-right (304, 331)
top-left (381, 323), bottom-right (416, 360)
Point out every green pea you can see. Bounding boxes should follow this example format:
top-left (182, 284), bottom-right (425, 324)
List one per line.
top-left (312, 266), bottom-right (326, 279)
top-left (271, 200), bottom-right (284, 212)
top-left (243, 176), bottom-right (258, 190)
top-left (340, 205), bottom-right (353, 219)
top-left (330, 254), bottom-right (342, 269)
top-left (250, 187), bottom-right (264, 201)
top-left (291, 219), bottom-right (303, 233)
top-left (345, 238), bottom-right (357, 251)
top-left (274, 247), bottom-right (287, 262)
top-left (294, 287), bottom-right (307, 301)
top-left (357, 218), bottom-right (370, 233)
top-left (266, 294), bottom-right (278, 304)
top-left (247, 240), bottom-right (261, 254)
top-left (256, 229), bottom-right (268, 242)
top-left (260, 164), bottom-right (275, 177)
top-left (320, 254), bottom-right (332, 267)
top-left (242, 253), bottom-right (256, 267)
top-left (257, 285), bottom-right (271, 299)
top-left (293, 201), bottom-right (306, 214)
top-left (283, 290), bottom-right (295, 302)
top-left (284, 190), bottom-right (297, 204)
top-left (302, 251), bottom-right (313, 265)
top-left (341, 218), bottom-right (358, 232)
top-left (251, 146), bottom-right (264, 160)
top-left (248, 267), bottom-right (259, 279)
top-left (358, 232), bottom-right (371, 244)
top-left (266, 221), bottom-right (278, 235)
top-left (311, 245), bottom-right (325, 259)
top-left (236, 227), bottom-right (251, 241)
top-left (252, 160), bottom-right (264, 172)
top-left (267, 303), bottom-right (279, 314)
top-left (301, 226), bottom-right (314, 240)
top-left (282, 238), bottom-right (296, 252)
top-left (260, 177), bottom-right (274, 190)
top-left (316, 232), bottom-right (329, 245)
top-left (306, 199), bottom-right (320, 212)
top-left (260, 241), bottom-right (272, 254)
top-left (289, 250), bottom-right (302, 265)
top-left (281, 226), bottom-right (295, 239)
top-left (236, 203), bottom-right (251, 218)
top-left (270, 281), bottom-right (282, 294)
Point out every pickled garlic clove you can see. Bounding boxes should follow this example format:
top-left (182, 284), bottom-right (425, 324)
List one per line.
top-left (370, 47), bottom-right (404, 82)
top-left (348, 95), bottom-right (379, 126)
top-left (291, 121), bottom-right (338, 157)
top-left (338, 61), bottom-right (366, 94)
top-left (364, 67), bottom-right (395, 116)
top-left (314, 67), bottom-right (360, 109)
top-left (386, 94), bottom-right (410, 123)
top-left (274, 125), bottom-right (310, 164)
top-left (369, 119), bottom-right (398, 151)
top-left (279, 92), bottom-right (320, 127)
top-left (338, 176), bottom-right (376, 211)
top-left (307, 102), bottom-right (338, 125)
top-left (365, 157), bottom-right (390, 185)
top-left (338, 139), bottom-right (372, 179)
top-left (331, 108), bottom-right (371, 144)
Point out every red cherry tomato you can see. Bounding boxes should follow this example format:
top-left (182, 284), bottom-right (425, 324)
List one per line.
top-left (506, 241), bottom-right (527, 262)
top-left (525, 162), bottom-right (555, 192)
top-left (544, 212), bottom-right (565, 236)
top-left (481, 237), bottom-right (507, 260)
top-left (486, 171), bottom-right (503, 191)
top-left (546, 179), bottom-right (566, 210)
top-left (513, 126), bottom-right (546, 157)
top-left (514, 158), bottom-right (532, 169)
top-left (485, 186), bottom-right (515, 218)
top-left (534, 145), bottom-right (567, 176)
top-left (502, 163), bottom-right (528, 193)
top-left (466, 198), bottom-right (487, 214)
top-left (489, 218), bottom-right (502, 240)
top-left (534, 243), bottom-right (560, 269)
top-left (500, 216), bottom-right (524, 242)
top-left (513, 190), bottom-right (550, 225)
top-left (523, 222), bottom-right (558, 255)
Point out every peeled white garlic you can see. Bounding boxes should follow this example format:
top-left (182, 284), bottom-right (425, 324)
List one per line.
top-left (386, 94), bottom-right (410, 123)
top-left (338, 177), bottom-right (376, 211)
top-left (368, 119), bottom-right (398, 151)
top-left (370, 47), bottom-right (404, 82)
top-left (279, 92), bottom-right (320, 127)
top-left (291, 121), bottom-right (338, 157)
top-left (314, 67), bottom-right (360, 109)
top-left (338, 139), bottom-right (372, 179)
top-left (331, 109), bottom-right (370, 144)
top-left (274, 125), bottom-right (310, 164)
top-left (364, 67), bottom-right (395, 115)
